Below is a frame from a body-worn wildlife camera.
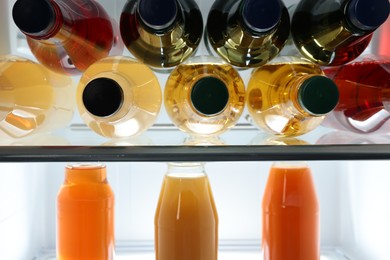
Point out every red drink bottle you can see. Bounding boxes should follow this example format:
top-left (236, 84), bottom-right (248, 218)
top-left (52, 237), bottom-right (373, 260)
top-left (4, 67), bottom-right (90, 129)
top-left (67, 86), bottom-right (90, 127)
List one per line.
top-left (12, 0), bottom-right (123, 75)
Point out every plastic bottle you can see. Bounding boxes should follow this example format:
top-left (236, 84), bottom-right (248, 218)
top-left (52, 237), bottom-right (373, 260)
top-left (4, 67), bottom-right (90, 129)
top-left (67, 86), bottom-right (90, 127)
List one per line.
top-left (164, 56), bottom-right (246, 136)
top-left (12, 0), bottom-right (123, 75)
top-left (289, 0), bottom-right (389, 66)
top-left (155, 162), bottom-right (218, 260)
top-left (205, 0), bottom-right (290, 68)
top-left (262, 161), bottom-right (320, 260)
top-left (57, 163), bottom-right (115, 260)
top-left (321, 55), bottom-right (390, 134)
top-left (76, 56), bottom-right (162, 139)
top-left (0, 55), bottom-right (75, 139)
top-left (246, 56), bottom-right (339, 137)
top-left (120, 0), bottom-right (203, 70)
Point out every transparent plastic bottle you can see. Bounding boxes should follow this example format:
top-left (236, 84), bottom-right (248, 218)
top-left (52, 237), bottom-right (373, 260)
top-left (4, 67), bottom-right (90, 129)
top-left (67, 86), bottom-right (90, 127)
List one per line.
top-left (0, 55), bottom-right (75, 139)
top-left (76, 56), bottom-right (162, 139)
top-left (164, 56), bottom-right (246, 136)
top-left (120, 0), bottom-right (203, 70)
top-left (155, 162), bottom-right (218, 260)
top-left (289, 0), bottom-right (389, 66)
top-left (246, 56), bottom-right (339, 137)
top-left (321, 55), bottom-right (390, 134)
top-left (205, 0), bottom-right (290, 68)
top-left (12, 0), bottom-right (123, 75)
top-left (262, 162), bottom-right (320, 260)
top-left (57, 163), bottom-right (115, 260)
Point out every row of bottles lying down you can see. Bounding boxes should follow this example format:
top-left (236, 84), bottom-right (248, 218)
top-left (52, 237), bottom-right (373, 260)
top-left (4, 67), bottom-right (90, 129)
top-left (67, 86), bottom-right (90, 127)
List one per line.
top-left (2, 53), bottom-right (390, 141)
top-left (57, 162), bottom-right (319, 260)
top-left (11, 0), bottom-right (390, 73)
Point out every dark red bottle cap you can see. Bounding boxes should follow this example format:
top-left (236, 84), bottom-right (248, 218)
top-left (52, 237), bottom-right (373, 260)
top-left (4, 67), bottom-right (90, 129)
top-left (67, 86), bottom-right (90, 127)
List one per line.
top-left (83, 78), bottom-right (124, 117)
top-left (190, 76), bottom-right (229, 116)
top-left (347, 0), bottom-right (389, 31)
top-left (240, 0), bottom-right (283, 34)
top-left (12, 0), bottom-right (55, 34)
top-left (138, 0), bottom-right (178, 31)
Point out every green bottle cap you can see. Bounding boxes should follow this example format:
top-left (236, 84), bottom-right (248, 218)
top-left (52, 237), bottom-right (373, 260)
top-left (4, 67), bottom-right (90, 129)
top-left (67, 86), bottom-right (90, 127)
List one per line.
top-left (190, 76), bottom-right (229, 116)
top-left (298, 75), bottom-right (339, 115)
top-left (83, 77), bottom-right (124, 117)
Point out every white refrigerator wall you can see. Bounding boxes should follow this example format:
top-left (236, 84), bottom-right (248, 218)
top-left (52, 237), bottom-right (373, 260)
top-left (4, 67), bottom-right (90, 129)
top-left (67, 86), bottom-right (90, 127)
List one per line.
top-left (0, 0), bottom-right (390, 259)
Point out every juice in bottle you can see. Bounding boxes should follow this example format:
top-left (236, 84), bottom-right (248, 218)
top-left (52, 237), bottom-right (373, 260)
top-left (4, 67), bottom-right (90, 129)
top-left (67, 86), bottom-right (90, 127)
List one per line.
top-left (155, 162), bottom-right (218, 260)
top-left (57, 163), bottom-right (115, 260)
top-left (262, 162), bottom-right (320, 260)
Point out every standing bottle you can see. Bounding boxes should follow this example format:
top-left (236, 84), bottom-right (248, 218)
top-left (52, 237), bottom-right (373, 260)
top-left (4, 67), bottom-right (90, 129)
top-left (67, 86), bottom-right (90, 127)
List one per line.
top-left (246, 56), bottom-right (339, 137)
top-left (164, 56), bottom-right (246, 136)
top-left (0, 55), bottom-right (74, 139)
top-left (205, 0), bottom-right (290, 68)
top-left (57, 163), bottom-right (115, 260)
top-left (262, 162), bottom-right (320, 260)
top-left (321, 55), bottom-right (390, 134)
top-left (76, 56), bottom-right (162, 139)
top-left (290, 0), bottom-right (389, 66)
top-left (155, 162), bottom-right (218, 260)
top-left (120, 0), bottom-right (203, 70)
top-left (12, 0), bottom-right (123, 75)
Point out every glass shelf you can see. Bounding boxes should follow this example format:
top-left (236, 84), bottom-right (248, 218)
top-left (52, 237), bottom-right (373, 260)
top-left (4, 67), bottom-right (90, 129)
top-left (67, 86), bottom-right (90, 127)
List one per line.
top-left (1, 124), bottom-right (390, 162)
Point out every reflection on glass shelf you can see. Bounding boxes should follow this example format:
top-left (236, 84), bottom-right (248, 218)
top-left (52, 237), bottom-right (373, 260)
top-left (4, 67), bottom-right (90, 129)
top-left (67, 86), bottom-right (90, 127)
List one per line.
top-left (316, 131), bottom-right (390, 145)
top-left (36, 248), bottom-right (349, 260)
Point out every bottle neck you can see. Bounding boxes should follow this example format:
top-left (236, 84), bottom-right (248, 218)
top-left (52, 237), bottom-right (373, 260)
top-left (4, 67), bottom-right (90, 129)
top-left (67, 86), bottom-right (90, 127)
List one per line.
top-left (166, 162), bottom-right (206, 178)
top-left (65, 163), bottom-right (108, 184)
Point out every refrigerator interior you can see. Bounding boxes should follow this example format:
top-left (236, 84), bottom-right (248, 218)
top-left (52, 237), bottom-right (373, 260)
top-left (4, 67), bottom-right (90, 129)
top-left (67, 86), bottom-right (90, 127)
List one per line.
top-left (0, 0), bottom-right (390, 259)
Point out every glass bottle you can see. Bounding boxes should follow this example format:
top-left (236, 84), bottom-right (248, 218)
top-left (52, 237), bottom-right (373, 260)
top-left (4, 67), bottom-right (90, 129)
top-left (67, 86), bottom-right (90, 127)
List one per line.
top-left (120, 0), bottom-right (203, 70)
top-left (164, 56), bottom-right (246, 136)
top-left (290, 0), bottom-right (389, 66)
top-left (321, 55), bottom-right (390, 134)
top-left (246, 56), bottom-right (339, 137)
top-left (57, 163), bottom-right (115, 260)
top-left (262, 161), bottom-right (320, 260)
top-left (205, 0), bottom-right (290, 68)
top-left (76, 56), bottom-right (162, 139)
top-left (0, 55), bottom-right (75, 139)
top-left (12, 0), bottom-right (123, 75)
top-left (155, 162), bottom-right (218, 260)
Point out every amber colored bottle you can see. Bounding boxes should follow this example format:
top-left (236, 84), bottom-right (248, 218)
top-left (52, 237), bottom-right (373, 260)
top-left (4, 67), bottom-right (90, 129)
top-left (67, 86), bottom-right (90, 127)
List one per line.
top-left (262, 162), bottom-right (320, 260)
top-left (76, 56), bottom-right (162, 139)
top-left (120, 0), bottom-right (203, 70)
top-left (246, 56), bottom-right (339, 137)
top-left (12, 0), bottom-right (123, 75)
top-left (321, 55), bottom-right (390, 134)
top-left (0, 55), bottom-right (74, 139)
top-left (57, 163), bottom-right (115, 260)
top-left (205, 0), bottom-right (290, 68)
top-left (155, 162), bottom-right (218, 260)
top-left (290, 0), bottom-right (389, 66)
top-left (164, 56), bottom-right (246, 136)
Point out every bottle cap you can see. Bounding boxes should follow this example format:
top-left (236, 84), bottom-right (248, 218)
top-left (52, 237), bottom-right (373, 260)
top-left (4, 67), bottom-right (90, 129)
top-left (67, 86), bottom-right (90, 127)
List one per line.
top-left (298, 76), bottom-right (339, 115)
top-left (12, 0), bottom-right (55, 34)
top-left (190, 76), bottom-right (229, 116)
top-left (346, 0), bottom-right (389, 31)
top-left (240, 0), bottom-right (283, 33)
top-left (138, 0), bottom-right (178, 31)
top-left (82, 78), bottom-right (124, 117)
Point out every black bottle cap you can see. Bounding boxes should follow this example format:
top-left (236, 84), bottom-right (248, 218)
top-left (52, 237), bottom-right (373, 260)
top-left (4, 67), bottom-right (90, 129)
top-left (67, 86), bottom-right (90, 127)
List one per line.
top-left (138, 0), bottom-right (178, 31)
top-left (82, 78), bottom-right (124, 117)
top-left (298, 76), bottom-right (339, 115)
top-left (190, 77), bottom-right (229, 116)
top-left (12, 0), bottom-right (55, 34)
top-left (240, 0), bottom-right (282, 33)
top-left (347, 0), bottom-right (389, 31)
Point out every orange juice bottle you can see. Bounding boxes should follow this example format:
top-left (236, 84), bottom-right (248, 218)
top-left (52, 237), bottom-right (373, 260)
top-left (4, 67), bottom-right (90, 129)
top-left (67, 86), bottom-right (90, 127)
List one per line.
top-left (262, 162), bottom-right (320, 260)
top-left (155, 162), bottom-right (218, 260)
top-left (57, 164), bottom-right (115, 260)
